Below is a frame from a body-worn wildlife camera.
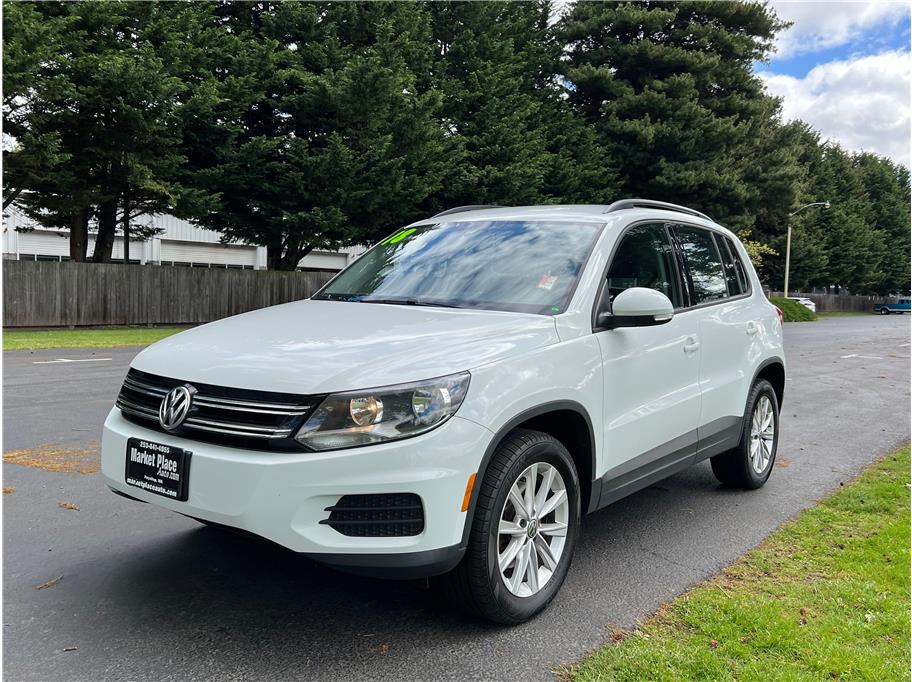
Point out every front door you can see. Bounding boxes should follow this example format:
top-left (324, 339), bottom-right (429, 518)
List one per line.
top-left (595, 223), bottom-right (702, 505)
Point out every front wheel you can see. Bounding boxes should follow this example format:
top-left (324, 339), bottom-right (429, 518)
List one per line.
top-left (711, 379), bottom-right (779, 489)
top-left (442, 429), bottom-right (580, 624)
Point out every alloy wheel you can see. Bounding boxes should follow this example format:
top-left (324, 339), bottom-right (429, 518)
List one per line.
top-left (749, 395), bottom-right (775, 474)
top-left (497, 462), bottom-right (569, 597)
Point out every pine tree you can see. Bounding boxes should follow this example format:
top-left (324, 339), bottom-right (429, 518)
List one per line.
top-left (2, 2), bottom-right (71, 211)
top-left (557, 0), bottom-right (787, 229)
top-left (175, 2), bottom-right (450, 269)
top-left (854, 153), bottom-right (911, 295)
top-left (3, 1), bottom-right (199, 262)
top-left (812, 145), bottom-right (887, 294)
top-left (427, 1), bottom-right (618, 209)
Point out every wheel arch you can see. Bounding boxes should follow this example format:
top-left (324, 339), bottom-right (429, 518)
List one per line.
top-left (459, 401), bottom-right (597, 550)
top-left (753, 357), bottom-right (785, 409)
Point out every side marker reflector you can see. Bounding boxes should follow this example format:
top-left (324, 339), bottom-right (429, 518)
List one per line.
top-left (461, 473), bottom-right (477, 512)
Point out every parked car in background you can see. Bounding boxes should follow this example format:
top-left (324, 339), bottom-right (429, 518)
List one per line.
top-left (788, 296), bottom-right (817, 313)
top-left (873, 298), bottom-right (910, 315)
top-left (102, 200), bottom-right (786, 624)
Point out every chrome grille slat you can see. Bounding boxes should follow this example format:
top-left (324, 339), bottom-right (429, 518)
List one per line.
top-left (116, 397), bottom-right (159, 419)
top-left (123, 375), bottom-right (309, 415)
top-left (116, 369), bottom-right (318, 448)
top-left (122, 376), bottom-right (167, 397)
top-left (123, 375), bottom-right (167, 393)
top-left (192, 397), bottom-right (309, 416)
top-left (180, 420), bottom-right (289, 440)
top-left (183, 416), bottom-right (293, 436)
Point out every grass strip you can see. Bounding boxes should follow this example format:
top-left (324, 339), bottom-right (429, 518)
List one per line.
top-left (3, 326), bottom-right (187, 351)
top-left (568, 447), bottom-right (911, 682)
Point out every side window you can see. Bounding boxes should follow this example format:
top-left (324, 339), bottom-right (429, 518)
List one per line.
top-left (717, 235), bottom-right (745, 296)
top-left (606, 223), bottom-right (683, 309)
top-left (676, 225), bottom-right (727, 303)
top-left (727, 236), bottom-right (750, 294)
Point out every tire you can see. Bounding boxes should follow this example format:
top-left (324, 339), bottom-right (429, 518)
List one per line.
top-left (441, 429), bottom-right (581, 624)
top-left (710, 379), bottom-right (779, 489)
top-left (879, 307), bottom-right (890, 315)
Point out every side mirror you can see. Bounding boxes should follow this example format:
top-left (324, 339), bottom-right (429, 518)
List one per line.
top-left (598, 287), bottom-right (674, 330)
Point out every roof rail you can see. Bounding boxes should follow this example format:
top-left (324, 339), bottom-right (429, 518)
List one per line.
top-left (603, 199), bottom-right (711, 222)
top-left (432, 205), bottom-right (500, 218)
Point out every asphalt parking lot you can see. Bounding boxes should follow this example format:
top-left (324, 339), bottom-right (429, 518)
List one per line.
top-left (3, 315), bottom-right (910, 681)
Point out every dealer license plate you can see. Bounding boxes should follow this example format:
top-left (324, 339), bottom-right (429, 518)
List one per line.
top-left (125, 438), bottom-right (191, 501)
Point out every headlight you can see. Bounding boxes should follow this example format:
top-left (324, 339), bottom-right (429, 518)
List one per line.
top-left (295, 372), bottom-right (471, 451)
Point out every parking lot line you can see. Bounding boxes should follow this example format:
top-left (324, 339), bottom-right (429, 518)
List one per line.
top-left (32, 358), bottom-right (113, 365)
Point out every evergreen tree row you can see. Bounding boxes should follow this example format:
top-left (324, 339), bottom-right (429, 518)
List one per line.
top-left (3, 1), bottom-right (909, 293)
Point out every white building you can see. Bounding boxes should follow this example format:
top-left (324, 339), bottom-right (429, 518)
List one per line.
top-left (1, 208), bottom-right (364, 271)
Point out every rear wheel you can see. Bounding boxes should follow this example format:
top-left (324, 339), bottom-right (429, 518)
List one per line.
top-left (442, 429), bottom-right (580, 624)
top-left (880, 307), bottom-right (890, 315)
top-left (711, 379), bottom-right (779, 489)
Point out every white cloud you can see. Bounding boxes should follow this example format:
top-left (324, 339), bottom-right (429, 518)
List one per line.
top-left (760, 50), bottom-right (911, 165)
top-left (770, 1), bottom-right (909, 58)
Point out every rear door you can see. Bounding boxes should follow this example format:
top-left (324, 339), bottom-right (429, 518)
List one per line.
top-left (595, 222), bottom-right (702, 504)
top-left (674, 225), bottom-right (760, 458)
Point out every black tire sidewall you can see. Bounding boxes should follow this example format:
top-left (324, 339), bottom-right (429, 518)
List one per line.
top-left (740, 380), bottom-right (780, 487)
top-left (482, 437), bottom-right (580, 623)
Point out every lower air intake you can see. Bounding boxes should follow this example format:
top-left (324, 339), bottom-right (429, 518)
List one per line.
top-left (321, 493), bottom-right (424, 537)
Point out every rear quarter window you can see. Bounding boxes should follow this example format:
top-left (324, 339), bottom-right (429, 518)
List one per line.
top-left (718, 235), bottom-right (748, 296)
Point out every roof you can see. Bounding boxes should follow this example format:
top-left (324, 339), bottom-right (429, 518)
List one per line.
top-left (410, 201), bottom-right (724, 232)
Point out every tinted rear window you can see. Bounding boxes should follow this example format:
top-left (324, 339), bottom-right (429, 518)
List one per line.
top-left (718, 235), bottom-right (745, 296)
top-left (676, 226), bottom-right (727, 303)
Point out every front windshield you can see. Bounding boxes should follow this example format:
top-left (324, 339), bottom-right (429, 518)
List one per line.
top-left (314, 219), bottom-right (604, 314)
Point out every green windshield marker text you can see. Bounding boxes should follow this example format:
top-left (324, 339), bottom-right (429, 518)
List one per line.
top-left (384, 228), bottom-right (416, 245)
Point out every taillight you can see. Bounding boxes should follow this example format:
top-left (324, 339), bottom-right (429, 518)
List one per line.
top-left (774, 306), bottom-right (783, 326)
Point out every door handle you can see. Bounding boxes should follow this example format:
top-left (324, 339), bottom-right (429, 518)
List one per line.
top-left (746, 321), bottom-right (759, 336)
top-left (683, 337), bottom-right (700, 354)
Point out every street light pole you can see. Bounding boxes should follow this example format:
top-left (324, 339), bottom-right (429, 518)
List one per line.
top-left (784, 225), bottom-right (793, 299)
top-left (784, 201), bottom-right (830, 298)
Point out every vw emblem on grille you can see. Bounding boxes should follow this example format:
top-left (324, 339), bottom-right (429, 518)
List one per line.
top-left (159, 385), bottom-right (196, 431)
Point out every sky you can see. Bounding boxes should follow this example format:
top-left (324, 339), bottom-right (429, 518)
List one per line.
top-left (756, 1), bottom-right (911, 167)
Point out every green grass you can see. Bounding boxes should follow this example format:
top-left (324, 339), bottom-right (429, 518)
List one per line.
top-left (769, 296), bottom-right (817, 322)
top-left (568, 447), bottom-right (911, 682)
top-left (3, 326), bottom-right (188, 351)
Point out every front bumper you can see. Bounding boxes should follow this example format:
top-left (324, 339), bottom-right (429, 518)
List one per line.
top-left (102, 409), bottom-right (492, 577)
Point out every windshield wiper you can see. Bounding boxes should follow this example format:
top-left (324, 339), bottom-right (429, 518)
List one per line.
top-left (357, 298), bottom-right (463, 309)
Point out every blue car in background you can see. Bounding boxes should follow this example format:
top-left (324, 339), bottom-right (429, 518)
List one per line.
top-left (873, 297), bottom-right (911, 315)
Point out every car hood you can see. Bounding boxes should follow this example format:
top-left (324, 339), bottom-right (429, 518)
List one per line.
top-left (131, 299), bottom-right (559, 394)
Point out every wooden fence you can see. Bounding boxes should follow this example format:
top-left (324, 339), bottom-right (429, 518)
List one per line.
top-left (2, 261), bottom-right (890, 327)
top-left (768, 291), bottom-right (880, 313)
top-left (2, 260), bottom-right (335, 327)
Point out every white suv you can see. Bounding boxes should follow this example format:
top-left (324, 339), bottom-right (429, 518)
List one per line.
top-left (102, 200), bottom-right (785, 624)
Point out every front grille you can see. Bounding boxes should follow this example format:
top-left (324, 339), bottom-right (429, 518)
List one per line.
top-left (116, 369), bottom-right (320, 451)
top-left (321, 493), bottom-right (424, 537)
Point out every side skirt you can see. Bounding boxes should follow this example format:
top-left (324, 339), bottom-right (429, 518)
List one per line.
top-left (593, 415), bottom-right (743, 512)
top-left (695, 415), bottom-right (743, 462)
